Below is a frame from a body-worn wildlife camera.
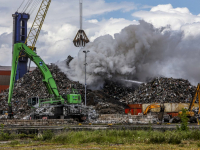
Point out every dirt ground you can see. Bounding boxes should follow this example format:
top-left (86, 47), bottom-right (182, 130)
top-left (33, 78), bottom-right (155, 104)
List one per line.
top-left (0, 141), bottom-right (199, 150)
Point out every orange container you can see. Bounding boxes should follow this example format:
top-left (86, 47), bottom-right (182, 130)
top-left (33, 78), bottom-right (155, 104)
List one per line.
top-left (128, 104), bottom-right (142, 109)
top-left (0, 71), bottom-right (11, 75)
top-left (130, 108), bottom-right (142, 115)
top-left (125, 109), bottom-right (130, 114)
top-left (0, 85), bottom-right (9, 93)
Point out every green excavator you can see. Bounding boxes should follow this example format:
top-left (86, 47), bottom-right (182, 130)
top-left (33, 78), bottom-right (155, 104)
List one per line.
top-left (7, 43), bottom-right (95, 121)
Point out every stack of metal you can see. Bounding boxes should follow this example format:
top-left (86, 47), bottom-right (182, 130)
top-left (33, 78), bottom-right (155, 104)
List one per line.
top-left (125, 77), bottom-right (196, 104)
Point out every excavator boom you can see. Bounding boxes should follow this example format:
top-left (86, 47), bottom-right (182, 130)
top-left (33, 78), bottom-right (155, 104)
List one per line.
top-left (143, 103), bottom-right (161, 115)
top-left (8, 43), bottom-right (64, 116)
top-left (189, 83), bottom-right (200, 114)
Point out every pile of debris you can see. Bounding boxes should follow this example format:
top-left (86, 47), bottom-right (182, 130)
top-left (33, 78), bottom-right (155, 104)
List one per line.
top-left (0, 60), bottom-right (196, 120)
top-left (125, 77), bottom-right (196, 104)
top-left (0, 64), bottom-right (84, 119)
top-left (64, 56), bottom-right (134, 114)
top-left (85, 80), bottom-right (135, 114)
top-left (0, 64), bottom-right (133, 119)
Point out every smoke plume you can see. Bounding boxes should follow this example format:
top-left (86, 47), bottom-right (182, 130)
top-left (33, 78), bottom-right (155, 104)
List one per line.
top-left (58, 20), bottom-right (200, 89)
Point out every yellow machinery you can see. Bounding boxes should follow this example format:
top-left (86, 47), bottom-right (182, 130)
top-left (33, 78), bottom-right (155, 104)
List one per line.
top-left (143, 103), bottom-right (165, 123)
top-left (25, 0), bottom-right (51, 50)
top-left (25, 0), bottom-right (51, 71)
top-left (188, 83), bottom-right (200, 114)
top-left (143, 103), bottom-right (161, 115)
top-left (179, 83), bottom-right (200, 118)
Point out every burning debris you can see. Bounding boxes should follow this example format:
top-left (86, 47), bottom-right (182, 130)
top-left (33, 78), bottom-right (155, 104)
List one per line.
top-left (85, 80), bottom-right (135, 114)
top-left (125, 77), bottom-right (196, 104)
top-left (0, 64), bottom-right (133, 119)
top-left (0, 61), bottom-right (197, 120)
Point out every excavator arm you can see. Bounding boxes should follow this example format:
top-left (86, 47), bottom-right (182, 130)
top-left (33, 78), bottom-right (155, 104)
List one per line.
top-left (8, 43), bottom-right (64, 117)
top-left (189, 83), bottom-right (200, 114)
top-left (143, 103), bottom-right (161, 115)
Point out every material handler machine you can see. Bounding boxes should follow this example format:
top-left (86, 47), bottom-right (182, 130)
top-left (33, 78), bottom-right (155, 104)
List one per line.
top-left (7, 0), bottom-right (96, 121)
top-left (8, 43), bottom-right (96, 121)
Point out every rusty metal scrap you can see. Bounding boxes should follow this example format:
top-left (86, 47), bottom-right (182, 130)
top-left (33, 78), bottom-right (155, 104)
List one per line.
top-left (126, 77), bottom-right (196, 104)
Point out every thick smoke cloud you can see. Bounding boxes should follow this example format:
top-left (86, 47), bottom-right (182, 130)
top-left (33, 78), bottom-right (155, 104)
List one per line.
top-left (59, 20), bottom-right (200, 89)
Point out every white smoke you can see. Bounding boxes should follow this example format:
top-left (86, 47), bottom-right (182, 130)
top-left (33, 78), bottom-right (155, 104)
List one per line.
top-left (58, 20), bottom-right (200, 89)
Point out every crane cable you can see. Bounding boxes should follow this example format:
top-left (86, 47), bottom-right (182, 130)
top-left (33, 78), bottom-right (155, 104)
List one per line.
top-left (18, 0), bottom-right (40, 14)
top-left (17, 0), bottom-right (26, 12)
top-left (29, 0), bottom-right (42, 15)
top-left (27, 0), bottom-right (40, 14)
top-left (27, 0), bottom-right (41, 71)
top-left (21, 0), bottom-right (31, 13)
top-left (23, 0), bottom-right (33, 13)
top-left (27, 0), bottom-right (41, 72)
top-left (28, 0), bottom-right (38, 14)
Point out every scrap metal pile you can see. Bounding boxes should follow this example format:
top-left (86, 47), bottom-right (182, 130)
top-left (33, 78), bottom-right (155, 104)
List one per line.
top-left (125, 77), bottom-right (196, 104)
top-left (0, 61), bottom-right (197, 119)
top-left (86, 80), bottom-right (135, 114)
top-left (0, 64), bottom-right (84, 119)
top-left (0, 64), bottom-right (133, 119)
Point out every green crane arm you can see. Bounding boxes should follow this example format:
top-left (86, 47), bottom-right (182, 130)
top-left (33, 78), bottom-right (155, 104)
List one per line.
top-left (8, 43), bottom-right (64, 114)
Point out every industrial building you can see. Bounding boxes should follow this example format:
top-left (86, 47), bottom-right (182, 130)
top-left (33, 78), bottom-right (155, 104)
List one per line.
top-left (0, 66), bottom-right (35, 93)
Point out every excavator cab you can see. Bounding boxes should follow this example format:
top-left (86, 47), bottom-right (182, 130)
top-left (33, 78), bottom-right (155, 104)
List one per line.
top-left (66, 84), bottom-right (82, 104)
top-left (28, 97), bottom-right (39, 107)
top-left (67, 94), bottom-right (82, 104)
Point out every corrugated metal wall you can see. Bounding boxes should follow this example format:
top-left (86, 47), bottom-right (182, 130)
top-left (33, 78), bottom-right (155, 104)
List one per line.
top-left (0, 66), bottom-right (36, 93)
top-left (142, 103), bottom-right (199, 113)
top-left (0, 75), bottom-right (10, 85)
top-left (0, 69), bottom-right (11, 93)
top-left (0, 85), bottom-right (9, 93)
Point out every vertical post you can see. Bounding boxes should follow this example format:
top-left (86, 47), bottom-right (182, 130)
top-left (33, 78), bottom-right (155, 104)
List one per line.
top-left (84, 52), bottom-right (86, 106)
top-left (80, 0), bottom-right (82, 30)
top-left (12, 14), bottom-right (16, 55)
top-left (83, 50), bottom-right (89, 106)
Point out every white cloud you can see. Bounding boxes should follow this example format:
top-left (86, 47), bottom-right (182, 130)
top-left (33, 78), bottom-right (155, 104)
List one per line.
top-left (0, 0), bottom-right (136, 66)
top-left (132, 4), bottom-right (200, 30)
top-left (88, 19), bottom-right (98, 24)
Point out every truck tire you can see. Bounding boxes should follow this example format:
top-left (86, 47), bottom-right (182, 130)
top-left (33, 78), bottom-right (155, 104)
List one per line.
top-left (189, 116), bottom-right (197, 123)
top-left (74, 118), bottom-right (80, 122)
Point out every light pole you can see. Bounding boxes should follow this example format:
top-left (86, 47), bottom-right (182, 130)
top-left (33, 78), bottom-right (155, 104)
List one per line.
top-left (83, 50), bottom-right (89, 106)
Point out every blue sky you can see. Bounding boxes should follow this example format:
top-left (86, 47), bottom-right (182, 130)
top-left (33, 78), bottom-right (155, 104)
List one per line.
top-left (98, 0), bottom-right (200, 20)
